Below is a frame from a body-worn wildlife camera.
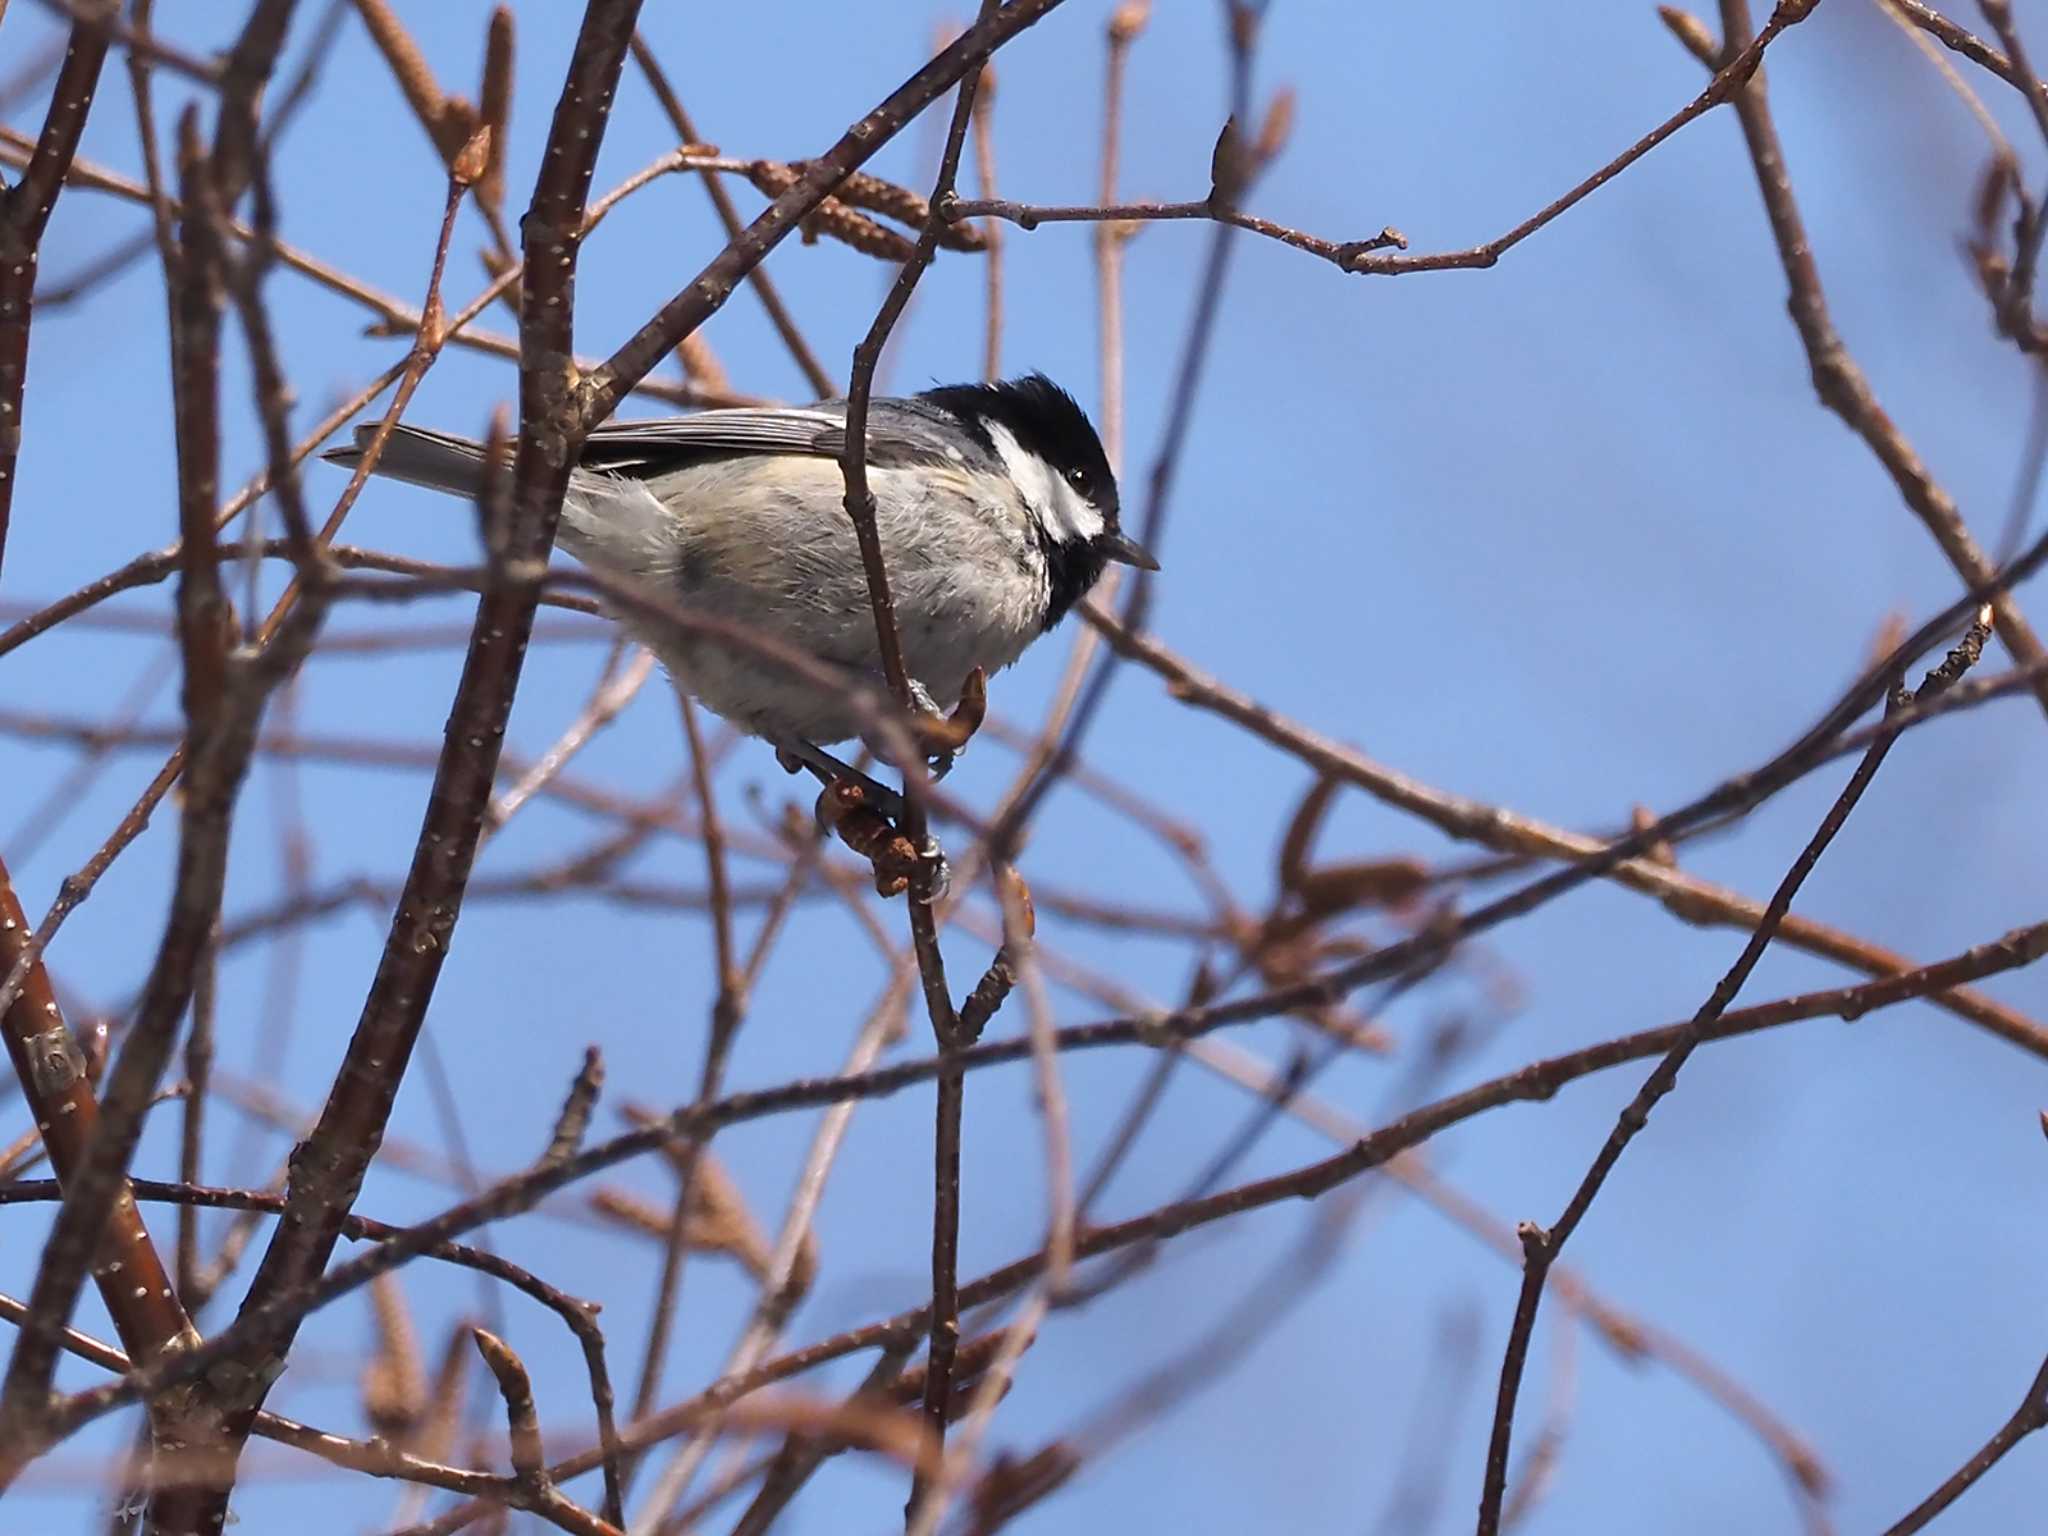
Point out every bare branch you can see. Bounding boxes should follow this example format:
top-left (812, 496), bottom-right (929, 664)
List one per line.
top-left (0, 0), bottom-right (115, 576)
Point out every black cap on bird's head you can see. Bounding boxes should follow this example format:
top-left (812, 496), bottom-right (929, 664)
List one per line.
top-left (921, 373), bottom-right (1159, 589)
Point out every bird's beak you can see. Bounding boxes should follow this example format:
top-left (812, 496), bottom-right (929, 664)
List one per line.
top-left (1103, 529), bottom-right (1160, 571)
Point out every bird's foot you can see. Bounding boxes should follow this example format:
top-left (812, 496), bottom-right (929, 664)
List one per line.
top-left (814, 777), bottom-right (923, 897)
top-left (777, 734), bottom-right (952, 900)
top-left (907, 668), bottom-right (986, 780)
top-left (776, 738), bottom-right (904, 823)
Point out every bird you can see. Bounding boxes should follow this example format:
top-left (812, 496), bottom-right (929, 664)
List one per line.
top-left (322, 372), bottom-right (1155, 813)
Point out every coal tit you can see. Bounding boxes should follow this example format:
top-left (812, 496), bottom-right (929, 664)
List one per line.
top-left (324, 373), bottom-right (1156, 795)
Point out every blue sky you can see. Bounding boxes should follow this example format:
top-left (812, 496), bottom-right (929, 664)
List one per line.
top-left (4, 2), bottom-right (2047, 1532)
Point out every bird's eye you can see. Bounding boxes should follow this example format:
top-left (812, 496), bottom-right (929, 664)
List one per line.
top-left (1064, 466), bottom-right (1090, 491)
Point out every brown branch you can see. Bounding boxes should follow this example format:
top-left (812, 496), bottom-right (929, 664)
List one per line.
top-left (0, 1290), bottom-right (510, 1502)
top-left (167, 98), bottom-right (232, 753)
top-left (1475, 618), bottom-right (1989, 1532)
top-left (0, 0), bottom-right (115, 578)
top-left (190, 0), bottom-right (647, 1503)
top-left (0, 1176), bottom-right (610, 1388)
top-left (626, 32), bottom-right (838, 397)
top-left (0, 60), bottom-right (496, 1448)
top-left (577, 0), bottom-right (1070, 428)
top-left (255, 0), bottom-right (349, 157)
top-left (0, 63), bottom-right (329, 1521)
top-left (0, 367), bottom-right (503, 1081)
top-left (36, 907), bottom-right (2048, 1472)
top-left (469, 1328), bottom-right (620, 1535)
top-left (1175, 1039), bottom-right (1832, 1528)
top-left (625, 972), bottom-right (910, 1523)
top-left (537, 1048), bottom-right (605, 1171)
top-left (207, 0), bottom-right (294, 210)
top-left (1090, 609), bottom-right (2048, 1061)
top-left (818, 6), bottom-right (1000, 1508)
top-left (1878, 1352), bottom-right (2048, 1534)
top-left (618, 693), bottom-right (746, 1517)
top-left (1341, 0), bottom-right (1819, 276)
top-left (943, 192), bottom-right (1405, 271)
top-left (176, 929), bottom-right (218, 1306)
top-left (0, 854), bottom-right (204, 1485)
top-left (932, 23), bottom-right (1159, 1250)
top-left (739, 158), bottom-right (920, 264)
top-left (221, 169), bottom-right (328, 581)
top-left (1670, 0), bottom-right (2048, 722)
top-left (1979, 0), bottom-right (2048, 148)
top-left (1888, 0), bottom-right (2048, 96)
top-left (1095, 2), bottom-right (1145, 468)
top-left (351, 0), bottom-right (479, 167)
top-left (45, 0), bottom-right (222, 88)
top-left (471, 1329), bottom-right (543, 1483)
top-left (0, 95), bottom-right (230, 1488)
top-left (971, 63), bottom-right (1003, 380)
top-left (0, 126), bottom-right (748, 410)
top-left (914, 888), bottom-right (1065, 1535)
top-left (0, 538), bottom-right (600, 664)
top-left (956, 869), bottom-right (1034, 1040)
top-left (986, 5), bottom-right (1267, 853)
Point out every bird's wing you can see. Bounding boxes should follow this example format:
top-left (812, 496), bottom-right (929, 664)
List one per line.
top-left (579, 403), bottom-right (957, 473)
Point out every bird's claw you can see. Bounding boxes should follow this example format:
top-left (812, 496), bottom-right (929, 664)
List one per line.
top-left (908, 668), bottom-right (986, 779)
top-left (915, 836), bottom-right (951, 904)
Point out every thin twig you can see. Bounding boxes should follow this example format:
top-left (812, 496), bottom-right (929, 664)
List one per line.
top-left (1475, 616), bottom-right (1991, 1532)
top-left (0, 854), bottom-right (203, 1487)
top-left (1674, 0), bottom-right (2048, 720)
top-left (578, 0), bottom-right (1069, 427)
top-left (1088, 606), bottom-right (2048, 1060)
top-left (822, 7), bottom-right (998, 1513)
top-left (1878, 1352), bottom-right (2048, 1535)
top-left (626, 33), bottom-right (837, 398)
top-left (944, 192), bottom-right (1405, 272)
top-left (970, 63), bottom-right (1002, 381)
top-left (0, 0), bottom-right (115, 578)
top-left (193, 0), bottom-right (647, 1505)
top-left (618, 690), bottom-right (747, 1515)
top-left (38, 902), bottom-right (2048, 1466)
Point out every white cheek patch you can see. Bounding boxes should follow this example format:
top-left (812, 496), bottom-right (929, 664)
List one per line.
top-left (1049, 476), bottom-right (1107, 543)
top-left (985, 421), bottom-right (1105, 545)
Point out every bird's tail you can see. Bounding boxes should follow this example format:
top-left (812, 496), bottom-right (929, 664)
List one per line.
top-left (320, 424), bottom-right (493, 500)
top-left (320, 423), bottom-right (674, 578)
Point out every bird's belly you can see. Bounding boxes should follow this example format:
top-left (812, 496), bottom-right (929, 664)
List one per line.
top-left (662, 633), bottom-right (864, 743)
top-left (648, 593), bottom-right (1039, 744)
top-left (569, 460), bottom-right (1049, 744)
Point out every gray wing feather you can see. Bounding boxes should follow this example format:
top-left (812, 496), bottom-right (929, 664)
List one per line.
top-left (320, 399), bottom-right (973, 494)
top-left (583, 406), bottom-right (847, 460)
top-left (581, 400), bottom-right (966, 471)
